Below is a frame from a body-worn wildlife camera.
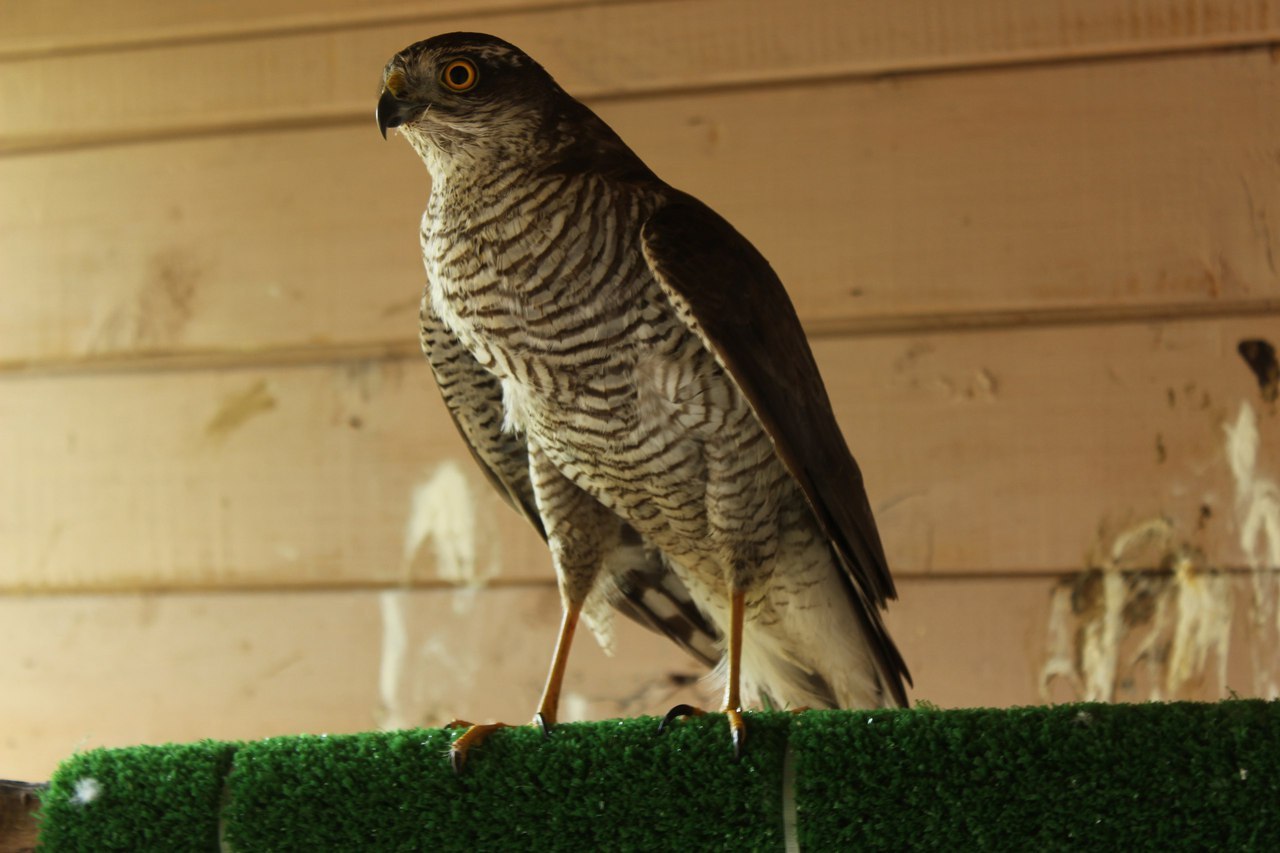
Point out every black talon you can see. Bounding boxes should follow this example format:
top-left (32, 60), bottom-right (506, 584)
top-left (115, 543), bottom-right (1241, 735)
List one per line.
top-left (658, 704), bottom-right (700, 734)
top-left (731, 723), bottom-right (746, 762)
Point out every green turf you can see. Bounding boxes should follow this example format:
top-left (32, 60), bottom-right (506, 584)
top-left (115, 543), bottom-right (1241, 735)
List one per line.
top-left (791, 702), bottom-right (1280, 850)
top-left (37, 740), bottom-right (236, 852)
top-left (36, 702), bottom-right (1280, 851)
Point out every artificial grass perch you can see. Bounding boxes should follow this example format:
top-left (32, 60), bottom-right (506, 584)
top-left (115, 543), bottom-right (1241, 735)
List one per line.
top-left (32, 701), bottom-right (1280, 851)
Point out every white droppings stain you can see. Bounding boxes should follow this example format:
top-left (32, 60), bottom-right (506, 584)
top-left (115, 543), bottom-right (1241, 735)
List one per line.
top-left (561, 692), bottom-right (590, 723)
top-left (1038, 583), bottom-right (1079, 697)
top-left (71, 777), bottom-right (101, 806)
top-left (401, 461), bottom-right (501, 591)
top-left (378, 462), bottom-right (503, 729)
top-left (377, 589), bottom-right (411, 731)
top-left (1040, 516), bottom-right (1233, 703)
top-left (1078, 518), bottom-right (1171, 702)
top-left (1041, 400), bottom-right (1280, 702)
top-left (404, 462), bottom-right (473, 583)
top-left (1225, 401), bottom-right (1280, 698)
top-left (1078, 565), bottom-right (1127, 702)
top-left (1226, 402), bottom-right (1280, 572)
top-left (1165, 551), bottom-right (1233, 697)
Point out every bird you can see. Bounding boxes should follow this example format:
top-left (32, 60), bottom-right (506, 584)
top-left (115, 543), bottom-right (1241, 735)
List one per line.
top-left (376, 32), bottom-right (910, 768)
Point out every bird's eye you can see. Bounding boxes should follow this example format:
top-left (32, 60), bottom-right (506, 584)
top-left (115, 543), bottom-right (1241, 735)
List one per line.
top-left (440, 59), bottom-right (479, 92)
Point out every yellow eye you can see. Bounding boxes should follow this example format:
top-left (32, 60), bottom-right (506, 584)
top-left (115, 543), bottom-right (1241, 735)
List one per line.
top-left (440, 59), bottom-right (478, 92)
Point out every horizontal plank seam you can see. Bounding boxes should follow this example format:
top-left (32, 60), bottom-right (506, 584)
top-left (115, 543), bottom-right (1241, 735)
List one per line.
top-left (0, 0), bottom-right (1271, 62)
top-left (0, 566), bottom-right (1271, 598)
top-left (1, 39), bottom-right (1277, 159)
top-left (2, 299), bottom-right (1277, 380)
top-left (0, 0), bottom-right (634, 62)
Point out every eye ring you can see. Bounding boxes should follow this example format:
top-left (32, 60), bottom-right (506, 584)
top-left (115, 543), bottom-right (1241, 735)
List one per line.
top-left (440, 59), bottom-right (478, 92)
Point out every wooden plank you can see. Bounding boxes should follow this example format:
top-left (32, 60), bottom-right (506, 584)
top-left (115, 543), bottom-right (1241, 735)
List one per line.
top-left (0, 586), bottom-right (713, 781)
top-left (5, 0), bottom-right (1280, 151)
top-left (4, 48), bottom-right (1279, 369)
top-left (0, 0), bottom-right (581, 58)
top-left (2, 571), bottom-right (1268, 781)
top-left (848, 319), bottom-right (1279, 579)
top-left (1, 317), bottom-right (1275, 592)
top-left (0, 358), bottom-right (552, 591)
top-left (5, 0), bottom-right (1279, 62)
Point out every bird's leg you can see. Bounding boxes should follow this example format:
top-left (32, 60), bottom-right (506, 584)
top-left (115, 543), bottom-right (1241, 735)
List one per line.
top-left (722, 587), bottom-right (746, 755)
top-left (447, 599), bottom-right (583, 772)
top-left (447, 448), bottom-right (611, 773)
top-left (660, 587), bottom-right (748, 759)
top-left (533, 598), bottom-right (582, 734)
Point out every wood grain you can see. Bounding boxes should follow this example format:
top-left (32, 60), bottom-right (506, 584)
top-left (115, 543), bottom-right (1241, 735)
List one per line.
top-left (3, 571), bottom-right (1265, 781)
top-left (3, 48), bottom-right (1278, 369)
top-left (6, 0), bottom-right (1279, 62)
top-left (0, 0), bottom-right (585, 58)
top-left (0, 585), bottom-right (713, 781)
top-left (5, 0), bottom-right (1280, 151)
top-left (0, 358), bottom-right (550, 591)
top-left (2, 317), bottom-right (1274, 592)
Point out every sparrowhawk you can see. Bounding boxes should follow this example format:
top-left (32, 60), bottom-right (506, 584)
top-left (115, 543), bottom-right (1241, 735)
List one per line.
top-left (376, 32), bottom-right (910, 767)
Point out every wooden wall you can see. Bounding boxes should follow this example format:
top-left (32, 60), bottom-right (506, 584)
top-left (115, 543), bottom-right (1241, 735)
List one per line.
top-left (3, 0), bottom-right (1280, 780)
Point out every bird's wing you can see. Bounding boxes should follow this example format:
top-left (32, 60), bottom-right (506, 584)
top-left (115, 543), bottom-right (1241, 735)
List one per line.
top-left (640, 194), bottom-right (910, 704)
top-left (421, 296), bottom-right (720, 666)
top-left (421, 296), bottom-right (545, 536)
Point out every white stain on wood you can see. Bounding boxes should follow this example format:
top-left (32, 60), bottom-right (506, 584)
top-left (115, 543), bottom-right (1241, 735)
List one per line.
top-left (1165, 551), bottom-right (1233, 697)
top-left (1226, 401), bottom-right (1280, 571)
top-left (400, 460), bottom-right (500, 588)
top-left (1225, 401), bottom-right (1280, 697)
top-left (379, 462), bottom-right (501, 729)
top-left (377, 589), bottom-right (410, 731)
top-left (1040, 516), bottom-right (1234, 702)
top-left (1042, 400), bottom-right (1279, 702)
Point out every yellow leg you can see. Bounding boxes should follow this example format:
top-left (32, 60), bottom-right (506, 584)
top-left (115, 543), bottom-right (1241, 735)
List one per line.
top-left (659, 587), bottom-right (748, 760)
top-left (534, 599), bottom-right (582, 732)
top-left (722, 588), bottom-right (747, 757)
top-left (448, 599), bottom-right (583, 772)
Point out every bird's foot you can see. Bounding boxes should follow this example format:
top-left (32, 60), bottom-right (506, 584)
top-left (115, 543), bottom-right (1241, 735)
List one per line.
top-left (445, 714), bottom-right (556, 773)
top-left (444, 720), bottom-right (511, 773)
top-left (658, 704), bottom-right (747, 761)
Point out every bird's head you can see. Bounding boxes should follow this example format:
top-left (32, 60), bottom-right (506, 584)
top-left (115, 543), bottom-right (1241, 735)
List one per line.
top-left (376, 32), bottom-right (568, 162)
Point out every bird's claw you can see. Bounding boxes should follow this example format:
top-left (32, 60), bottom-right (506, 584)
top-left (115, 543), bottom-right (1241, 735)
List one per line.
top-left (657, 703), bottom-right (703, 734)
top-left (658, 704), bottom-right (746, 760)
top-left (446, 713), bottom-right (556, 773)
top-left (726, 708), bottom-right (746, 762)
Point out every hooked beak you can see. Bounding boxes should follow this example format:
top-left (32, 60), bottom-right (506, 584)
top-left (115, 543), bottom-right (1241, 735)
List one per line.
top-left (376, 88), bottom-right (420, 139)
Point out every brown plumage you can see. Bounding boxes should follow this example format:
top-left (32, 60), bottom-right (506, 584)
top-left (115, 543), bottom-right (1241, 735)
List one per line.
top-left (377, 32), bottom-right (909, 761)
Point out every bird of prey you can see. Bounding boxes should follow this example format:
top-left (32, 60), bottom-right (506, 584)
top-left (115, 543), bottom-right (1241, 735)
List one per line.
top-left (376, 32), bottom-right (909, 766)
